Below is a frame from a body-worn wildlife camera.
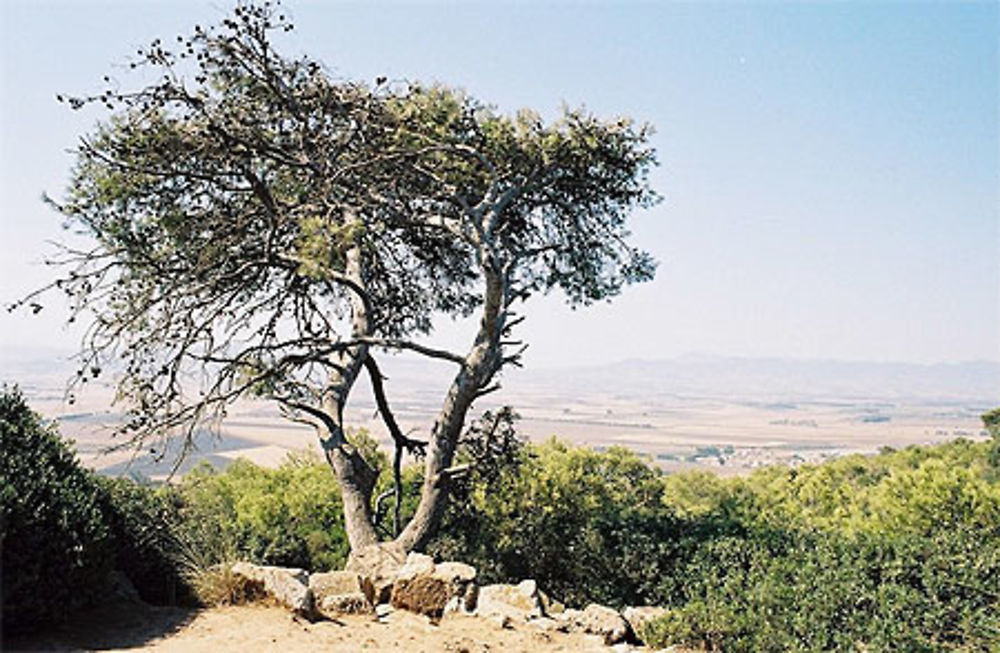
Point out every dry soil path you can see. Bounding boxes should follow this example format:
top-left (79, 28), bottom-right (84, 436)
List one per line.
top-left (6, 601), bottom-right (632, 652)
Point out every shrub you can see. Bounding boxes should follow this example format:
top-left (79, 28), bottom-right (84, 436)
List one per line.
top-left (431, 435), bottom-right (679, 607)
top-left (643, 528), bottom-right (1000, 651)
top-left (176, 450), bottom-right (351, 573)
top-left (0, 387), bottom-right (115, 634)
top-left (95, 476), bottom-right (188, 605)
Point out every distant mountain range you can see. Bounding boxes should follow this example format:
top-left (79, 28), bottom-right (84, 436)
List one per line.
top-left (520, 355), bottom-right (1000, 403)
top-left (3, 346), bottom-right (997, 405)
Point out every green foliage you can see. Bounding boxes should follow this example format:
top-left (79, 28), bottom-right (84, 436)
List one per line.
top-left (433, 432), bottom-right (999, 650)
top-left (983, 408), bottom-right (1000, 471)
top-left (176, 451), bottom-right (350, 572)
top-left (431, 437), bottom-right (678, 606)
top-left (5, 374), bottom-right (996, 651)
top-left (645, 442), bottom-right (1000, 651)
top-left (983, 408), bottom-right (1000, 438)
top-left (663, 439), bottom-right (1000, 537)
top-left (643, 529), bottom-right (1000, 651)
top-left (95, 476), bottom-right (188, 605)
top-left (0, 387), bottom-right (115, 634)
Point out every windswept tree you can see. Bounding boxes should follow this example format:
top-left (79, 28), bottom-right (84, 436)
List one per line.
top-left (15, 2), bottom-right (659, 556)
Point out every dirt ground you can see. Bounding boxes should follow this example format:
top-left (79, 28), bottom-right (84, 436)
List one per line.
top-left (5, 601), bottom-right (630, 652)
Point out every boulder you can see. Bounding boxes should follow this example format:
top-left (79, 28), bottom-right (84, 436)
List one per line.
top-left (433, 561), bottom-right (478, 613)
top-left (391, 554), bottom-right (478, 619)
top-left (538, 589), bottom-right (565, 615)
top-left (529, 616), bottom-right (568, 633)
top-left (622, 605), bottom-right (668, 644)
top-left (230, 562), bottom-right (313, 617)
top-left (579, 603), bottom-right (632, 645)
top-left (309, 570), bottom-right (375, 617)
top-left (475, 580), bottom-right (545, 622)
top-left (104, 569), bottom-right (142, 603)
top-left (345, 541), bottom-right (407, 604)
top-left (398, 552), bottom-right (436, 578)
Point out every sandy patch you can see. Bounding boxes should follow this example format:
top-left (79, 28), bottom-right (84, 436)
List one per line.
top-left (5, 602), bottom-right (621, 653)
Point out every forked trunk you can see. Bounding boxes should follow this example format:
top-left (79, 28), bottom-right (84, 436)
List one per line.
top-left (396, 268), bottom-right (507, 552)
top-left (395, 356), bottom-right (483, 551)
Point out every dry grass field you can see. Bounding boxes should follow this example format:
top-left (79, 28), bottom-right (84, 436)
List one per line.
top-left (12, 351), bottom-right (992, 481)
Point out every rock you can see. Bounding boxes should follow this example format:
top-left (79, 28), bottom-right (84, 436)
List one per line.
top-left (622, 605), bottom-right (668, 644)
top-left (538, 589), bottom-right (565, 615)
top-left (375, 603), bottom-right (394, 620)
top-left (475, 581), bottom-right (544, 622)
top-left (230, 562), bottom-right (313, 617)
top-left (516, 579), bottom-right (538, 597)
top-left (529, 616), bottom-right (568, 633)
top-left (346, 542), bottom-right (407, 604)
top-left (391, 574), bottom-right (452, 618)
top-left (391, 555), bottom-right (478, 619)
top-left (317, 592), bottom-right (372, 615)
top-left (579, 603), bottom-right (632, 645)
top-left (309, 571), bottom-right (374, 617)
top-left (398, 552), bottom-right (436, 578)
top-left (433, 561), bottom-right (478, 613)
top-left (435, 561), bottom-right (477, 585)
top-left (493, 614), bottom-right (514, 630)
top-left (552, 608), bottom-right (583, 630)
top-left (104, 569), bottom-right (142, 603)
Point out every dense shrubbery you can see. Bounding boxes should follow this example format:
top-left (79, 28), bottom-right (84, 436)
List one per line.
top-left (430, 436), bottom-right (691, 606)
top-left (0, 386), bottom-right (361, 632)
top-left (1, 387), bottom-right (115, 633)
top-left (431, 431), bottom-right (1000, 650)
top-left (643, 528), bottom-right (1000, 651)
top-left (5, 387), bottom-right (998, 649)
top-left (176, 453), bottom-right (351, 573)
top-left (94, 476), bottom-right (187, 605)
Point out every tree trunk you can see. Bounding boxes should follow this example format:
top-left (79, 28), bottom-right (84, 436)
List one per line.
top-left (394, 357), bottom-right (484, 551)
top-left (325, 433), bottom-right (379, 550)
top-left (396, 265), bottom-right (507, 552)
top-left (321, 242), bottom-right (380, 551)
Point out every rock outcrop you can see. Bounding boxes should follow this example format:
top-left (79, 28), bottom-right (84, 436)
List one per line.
top-left (555, 604), bottom-right (632, 645)
top-left (345, 541), bottom-right (407, 604)
top-left (476, 580), bottom-right (546, 622)
top-left (578, 603), bottom-right (632, 645)
top-left (230, 562), bottom-right (313, 617)
top-left (229, 557), bottom-right (650, 649)
top-left (309, 570), bottom-right (375, 617)
top-left (622, 605), bottom-right (668, 645)
top-left (390, 553), bottom-right (478, 619)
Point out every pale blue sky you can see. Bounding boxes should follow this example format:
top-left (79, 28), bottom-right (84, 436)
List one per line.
top-left (1, 1), bottom-right (997, 367)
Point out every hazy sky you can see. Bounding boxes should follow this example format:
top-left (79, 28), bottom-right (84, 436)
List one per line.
top-left (1, 1), bottom-right (997, 368)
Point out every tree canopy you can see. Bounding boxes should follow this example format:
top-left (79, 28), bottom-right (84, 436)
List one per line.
top-left (17, 1), bottom-right (659, 553)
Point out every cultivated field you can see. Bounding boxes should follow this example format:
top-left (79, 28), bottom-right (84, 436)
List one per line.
top-left (9, 351), bottom-right (993, 481)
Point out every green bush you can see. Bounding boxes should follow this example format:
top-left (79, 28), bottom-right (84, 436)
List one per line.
top-left (429, 426), bottom-right (998, 650)
top-left (643, 528), bottom-right (1000, 651)
top-left (95, 476), bottom-right (188, 605)
top-left (176, 451), bottom-right (351, 573)
top-left (431, 436), bottom-right (682, 607)
top-left (0, 387), bottom-right (115, 634)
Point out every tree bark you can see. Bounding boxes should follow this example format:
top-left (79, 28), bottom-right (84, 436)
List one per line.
top-left (396, 263), bottom-right (507, 551)
top-left (324, 435), bottom-right (379, 549)
top-left (320, 242), bottom-right (380, 551)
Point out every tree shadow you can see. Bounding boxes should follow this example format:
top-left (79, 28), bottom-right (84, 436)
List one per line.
top-left (3, 600), bottom-right (199, 651)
